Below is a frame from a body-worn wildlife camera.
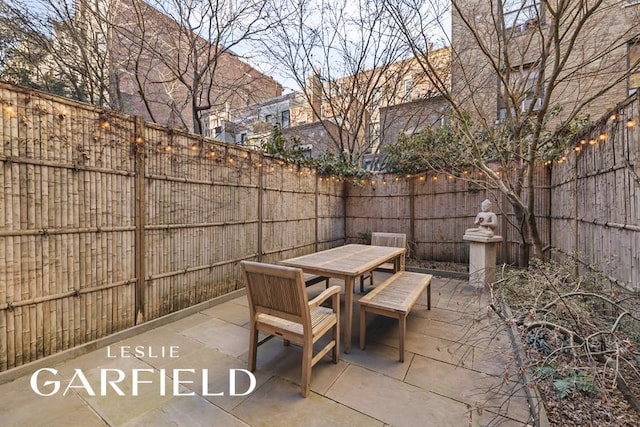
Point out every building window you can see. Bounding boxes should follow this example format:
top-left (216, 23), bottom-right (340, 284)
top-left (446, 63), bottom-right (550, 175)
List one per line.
top-left (239, 133), bottom-right (247, 145)
top-left (628, 40), bottom-right (640, 95)
top-left (281, 110), bottom-right (290, 128)
top-left (372, 87), bottom-right (382, 106)
top-left (264, 114), bottom-right (273, 124)
top-left (404, 78), bottom-right (413, 101)
top-left (503, 0), bottom-right (541, 32)
top-left (498, 63), bottom-right (542, 120)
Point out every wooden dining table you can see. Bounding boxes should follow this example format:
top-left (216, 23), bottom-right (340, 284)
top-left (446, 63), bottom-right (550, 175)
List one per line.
top-left (280, 244), bottom-right (406, 353)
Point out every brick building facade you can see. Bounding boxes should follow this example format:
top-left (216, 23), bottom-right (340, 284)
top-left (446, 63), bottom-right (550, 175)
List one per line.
top-left (451, 0), bottom-right (640, 125)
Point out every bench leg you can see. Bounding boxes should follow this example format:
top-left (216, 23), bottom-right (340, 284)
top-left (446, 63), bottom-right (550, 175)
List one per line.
top-left (359, 309), bottom-right (366, 350)
top-left (399, 314), bottom-right (406, 363)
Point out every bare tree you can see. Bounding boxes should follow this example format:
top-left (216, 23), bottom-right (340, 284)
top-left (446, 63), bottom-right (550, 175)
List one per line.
top-left (1, 0), bottom-right (282, 134)
top-left (115, 0), bottom-right (282, 134)
top-left (384, 0), bottom-right (640, 264)
top-left (0, 0), bottom-right (116, 106)
top-left (258, 0), bottom-right (427, 161)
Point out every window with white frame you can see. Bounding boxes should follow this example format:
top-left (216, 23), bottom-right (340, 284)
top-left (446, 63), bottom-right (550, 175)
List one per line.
top-left (281, 110), bottom-right (290, 128)
top-left (498, 63), bottom-right (543, 120)
top-left (404, 78), bottom-right (413, 101)
top-left (503, 0), bottom-right (542, 32)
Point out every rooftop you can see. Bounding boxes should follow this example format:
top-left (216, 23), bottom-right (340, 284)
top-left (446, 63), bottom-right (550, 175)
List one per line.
top-left (1, 274), bottom-right (537, 426)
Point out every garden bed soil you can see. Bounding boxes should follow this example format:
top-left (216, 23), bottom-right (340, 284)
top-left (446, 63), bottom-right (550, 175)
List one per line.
top-left (527, 347), bottom-right (640, 426)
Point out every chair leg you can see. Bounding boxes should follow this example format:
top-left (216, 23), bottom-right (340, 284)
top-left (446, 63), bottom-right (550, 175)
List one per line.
top-left (248, 323), bottom-right (258, 371)
top-left (301, 340), bottom-right (313, 397)
top-left (359, 276), bottom-right (365, 293)
top-left (333, 309), bottom-right (340, 363)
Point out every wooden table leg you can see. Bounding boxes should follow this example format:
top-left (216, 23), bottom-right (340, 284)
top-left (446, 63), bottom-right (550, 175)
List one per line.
top-left (344, 276), bottom-right (354, 353)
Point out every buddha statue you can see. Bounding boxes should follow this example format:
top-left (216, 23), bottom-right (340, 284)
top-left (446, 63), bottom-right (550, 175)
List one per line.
top-left (465, 199), bottom-right (498, 237)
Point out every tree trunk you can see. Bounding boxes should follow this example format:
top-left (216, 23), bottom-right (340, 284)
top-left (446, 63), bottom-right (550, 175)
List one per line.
top-left (513, 204), bottom-right (530, 267)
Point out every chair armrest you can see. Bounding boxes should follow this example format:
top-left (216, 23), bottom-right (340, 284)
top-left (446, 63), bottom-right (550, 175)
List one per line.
top-left (308, 285), bottom-right (341, 309)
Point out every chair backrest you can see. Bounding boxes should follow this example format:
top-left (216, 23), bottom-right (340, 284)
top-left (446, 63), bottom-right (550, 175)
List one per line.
top-left (240, 260), bottom-right (310, 325)
top-left (371, 232), bottom-right (407, 249)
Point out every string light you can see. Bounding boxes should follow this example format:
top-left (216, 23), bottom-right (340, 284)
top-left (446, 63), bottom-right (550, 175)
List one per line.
top-left (589, 139), bottom-right (597, 145)
top-left (3, 104), bottom-right (15, 115)
top-left (598, 132), bottom-right (607, 141)
top-left (98, 114), bottom-right (110, 130)
top-left (164, 145), bottom-right (172, 152)
top-left (135, 136), bottom-right (144, 144)
top-left (627, 118), bottom-right (636, 128)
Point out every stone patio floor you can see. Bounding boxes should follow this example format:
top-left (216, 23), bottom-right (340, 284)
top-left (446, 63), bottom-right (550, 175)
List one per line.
top-left (1, 274), bottom-right (538, 426)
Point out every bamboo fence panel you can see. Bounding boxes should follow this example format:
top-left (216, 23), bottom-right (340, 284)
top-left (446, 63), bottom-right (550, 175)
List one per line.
top-left (317, 176), bottom-right (346, 251)
top-left (345, 168), bottom-right (551, 265)
top-left (0, 85), bottom-right (137, 370)
top-left (550, 94), bottom-right (640, 291)
top-left (2, 81), bottom-right (638, 372)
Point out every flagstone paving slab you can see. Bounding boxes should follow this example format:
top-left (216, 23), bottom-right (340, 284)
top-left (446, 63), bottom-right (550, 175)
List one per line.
top-left (326, 364), bottom-right (470, 427)
top-left (232, 376), bottom-right (383, 427)
top-left (182, 317), bottom-right (251, 357)
top-left (1, 375), bottom-right (104, 427)
top-left (121, 393), bottom-right (250, 427)
top-left (0, 274), bottom-right (539, 426)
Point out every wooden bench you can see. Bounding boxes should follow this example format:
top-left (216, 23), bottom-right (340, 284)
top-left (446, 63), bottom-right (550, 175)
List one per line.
top-left (358, 271), bottom-right (432, 362)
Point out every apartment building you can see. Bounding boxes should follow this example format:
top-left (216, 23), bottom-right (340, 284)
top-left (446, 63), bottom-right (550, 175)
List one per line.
top-left (451, 0), bottom-right (640, 126)
top-left (218, 47), bottom-right (451, 165)
top-left (3, 0), bottom-right (282, 134)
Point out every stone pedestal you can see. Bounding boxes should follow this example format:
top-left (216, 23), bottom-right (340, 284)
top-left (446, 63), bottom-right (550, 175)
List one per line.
top-left (463, 234), bottom-right (503, 290)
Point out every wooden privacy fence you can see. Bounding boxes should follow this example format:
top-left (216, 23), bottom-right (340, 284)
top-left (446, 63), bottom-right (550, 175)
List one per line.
top-left (1, 82), bottom-right (638, 372)
top-left (346, 169), bottom-right (550, 266)
top-left (0, 84), bottom-right (345, 371)
top-left (550, 94), bottom-right (640, 292)
top-left (347, 94), bottom-right (640, 292)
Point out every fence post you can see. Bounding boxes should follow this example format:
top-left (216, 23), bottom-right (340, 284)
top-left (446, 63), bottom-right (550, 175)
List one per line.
top-left (134, 116), bottom-right (146, 325)
top-left (257, 153), bottom-right (264, 261)
top-left (315, 171), bottom-right (319, 252)
top-left (409, 177), bottom-right (415, 257)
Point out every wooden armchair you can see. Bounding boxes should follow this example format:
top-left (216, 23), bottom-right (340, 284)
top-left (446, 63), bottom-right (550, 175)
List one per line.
top-left (240, 260), bottom-right (341, 397)
top-left (360, 232), bottom-right (407, 292)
